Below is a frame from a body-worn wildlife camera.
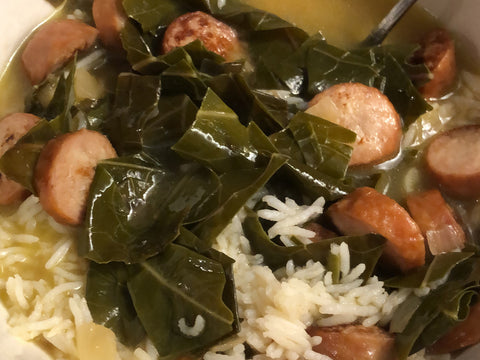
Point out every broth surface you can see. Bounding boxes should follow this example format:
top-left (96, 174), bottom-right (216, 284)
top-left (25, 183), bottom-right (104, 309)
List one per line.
top-left (241, 0), bottom-right (438, 47)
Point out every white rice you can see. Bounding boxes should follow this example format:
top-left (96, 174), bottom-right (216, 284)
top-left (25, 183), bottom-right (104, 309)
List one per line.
top-left (0, 192), bottom-right (452, 360)
top-left (209, 196), bottom-right (424, 360)
top-left (212, 194), bottom-right (454, 360)
top-left (0, 196), bottom-right (159, 360)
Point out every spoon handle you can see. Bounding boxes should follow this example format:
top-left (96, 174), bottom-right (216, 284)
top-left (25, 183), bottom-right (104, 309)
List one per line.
top-left (361, 0), bottom-right (419, 47)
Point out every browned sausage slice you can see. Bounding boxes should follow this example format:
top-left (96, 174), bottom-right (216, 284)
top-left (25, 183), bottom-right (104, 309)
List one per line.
top-left (328, 187), bottom-right (425, 272)
top-left (416, 29), bottom-right (456, 99)
top-left (35, 129), bottom-right (117, 225)
top-left (0, 113), bottom-right (40, 205)
top-left (304, 222), bottom-right (337, 242)
top-left (425, 125), bottom-right (480, 198)
top-left (429, 300), bottom-right (480, 354)
top-left (92, 0), bottom-right (127, 50)
top-left (308, 325), bottom-right (397, 360)
top-left (22, 19), bottom-right (99, 85)
top-left (162, 11), bottom-right (243, 62)
top-left (306, 83), bottom-right (402, 166)
top-left (406, 189), bottom-right (465, 255)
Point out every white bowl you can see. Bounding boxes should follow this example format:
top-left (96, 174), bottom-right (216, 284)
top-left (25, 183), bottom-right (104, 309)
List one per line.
top-left (0, 1), bottom-right (478, 359)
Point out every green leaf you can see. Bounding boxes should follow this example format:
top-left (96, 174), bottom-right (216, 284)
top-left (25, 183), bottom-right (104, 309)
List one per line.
top-left (103, 73), bottom-right (199, 161)
top-left (80, 153), bottom-right (221, 263)
top-left (285, 112), bottom-right (355, 179)
top-left (172, 89), bottom-right (277, 173)
top-left (122, 0), bottom-right (185, 33)
top-left (86, 262), bottom-right (145, 347)
top-left (391, 255), bottom-right (480, 359)
top-left (194, 153), bottom-right (287, 243)
top-left (386, 251), bottom-right (474, 289)
top-left (277, 35), bottom-right (431, 121)
top-left (127, 244), bottom-right (235, 360)
top-left (276, 159), bottom-right (353, 202)
top-left (161, 59), bottom-right (209, 102)
top-left (120, 21), bottom-right (157, 70)
top-left (0, 119), bottom-right (59, 193)
top-left (242, 207), bottom-right (386, 280)
top-left (103, 73), bottom-right (161, 156)
top-left (206, 73), bottom-right (290, 133)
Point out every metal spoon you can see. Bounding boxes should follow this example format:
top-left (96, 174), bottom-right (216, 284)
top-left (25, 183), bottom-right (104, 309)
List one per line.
top-left (361, 0), bottom-right (419, 47)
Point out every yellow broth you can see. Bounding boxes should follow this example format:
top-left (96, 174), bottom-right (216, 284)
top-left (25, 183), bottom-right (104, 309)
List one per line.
top-left (241, 0), bottom-right (439, 48)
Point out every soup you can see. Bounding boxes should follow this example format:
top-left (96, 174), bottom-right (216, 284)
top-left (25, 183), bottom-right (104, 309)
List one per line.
top-left (0, 1), bottom-right (479, 360)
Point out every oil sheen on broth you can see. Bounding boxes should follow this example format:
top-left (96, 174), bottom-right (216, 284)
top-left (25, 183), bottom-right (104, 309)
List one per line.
top-left (0, 0), bottom-right (440, 118)
top-left (241, 0), bottom-right (438, 47)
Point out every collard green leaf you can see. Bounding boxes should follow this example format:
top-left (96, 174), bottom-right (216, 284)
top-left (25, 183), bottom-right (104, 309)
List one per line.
top-left (206, 73), bottom-right (289, 133)
top-left (80, 153), bottom-right (221, 263)
top-left (242, 208), bottom-right (386, 280)
top-left (103, 72), bottom-right (198, 161)
top-left (386, 251), bottom-right (474, 289)
top-left (127, 244), bottom-right (235, 360)
top-left (161, 59), bottom-right (209, 102)
top-left (194, 153), bottom-right (287, 243)
top-left (103, 73), bottom-right (161, 156)
top-left (86, 261), bottom-right (145, 346)
top-left (276, 159), bottom-right (353, 202)
top-left (375, 52), bottom-right (432, 125)
top-left (0, 119), bottom-right (59, 193)
top-left (28, 57), bottom-right (77, 124)
top-left (122, 0), bottom-right (185, 33)
top-left (276, 35), bottom-right (431, 121)
top-left (285, 112), bottom-right (355, 179)
top-left (172, 89), bottom-right (277, 173)
top-left (391, 255), bottom-right (480, 359)
top-left (305, 41), bottom-right (382, 94)
top-left (120, 21), bottom-right (157, 71)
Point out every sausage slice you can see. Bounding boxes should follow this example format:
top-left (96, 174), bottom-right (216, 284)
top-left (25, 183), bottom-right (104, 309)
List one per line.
top-left (425, 125), bottom-right (480, 198)
top-left (308, 325), bottom-right (397, 360)
top-left (306, 83), bottom-right (402, 166)
top-left (22, 19), bottom-right (98, 85)
top-left (416, 29), bottom-right (456, 99)
top-left (429, 300), bottom-right (480, 354)
top-left (304, 222), bottom-right (337, 242)
top-left (0, 113), bottom-right (40, 205)
top-left (406, 189), bottom-right (465, 255)
top-left (92, 0), bottom-right (127, 50)
top-left (328, 187), bottom-right (425, 272)
top-left (162, 11), bottom-right (243, 62)
top-left (35, 129), bottom-right (117, 225)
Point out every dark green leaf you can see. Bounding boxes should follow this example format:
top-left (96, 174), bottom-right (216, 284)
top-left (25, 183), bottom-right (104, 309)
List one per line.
top-left (122, 0), bottom-right (185, 33)
top-left (286, 112), bottom-right (355, 179)
top-left (391, 255), bottom-right (480, 359)
top-left (206, 74), bottom-right (289, 133)
top-left (172, 89), bottom-right (277, 173)
top-left (194, 153), bottom-right (287, 243)
top-left (86, 262), bottom-right (145, 346)
top-left (127, 244), bottom-right (235, 360)
top-left (0, 119), bottom-right (59, 193)
top-left (242, 207), bottom-right (386, 279)
top-left (80, 153), bottom-right (221, 263)
top-left (386, 251), bottom-right (474, 289)
top-left (161, 59), bottom-right (209, 102)
top-left (103, 73), bottom-right (161, 156)
top-left (120, 21), bottom-right (157, 71)
top-left (103, 73), bottom-right (199, 161)
top-left (277, 159), bottom-right (353, 202)
top-left (277, 35), bottom-right (431, 121)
